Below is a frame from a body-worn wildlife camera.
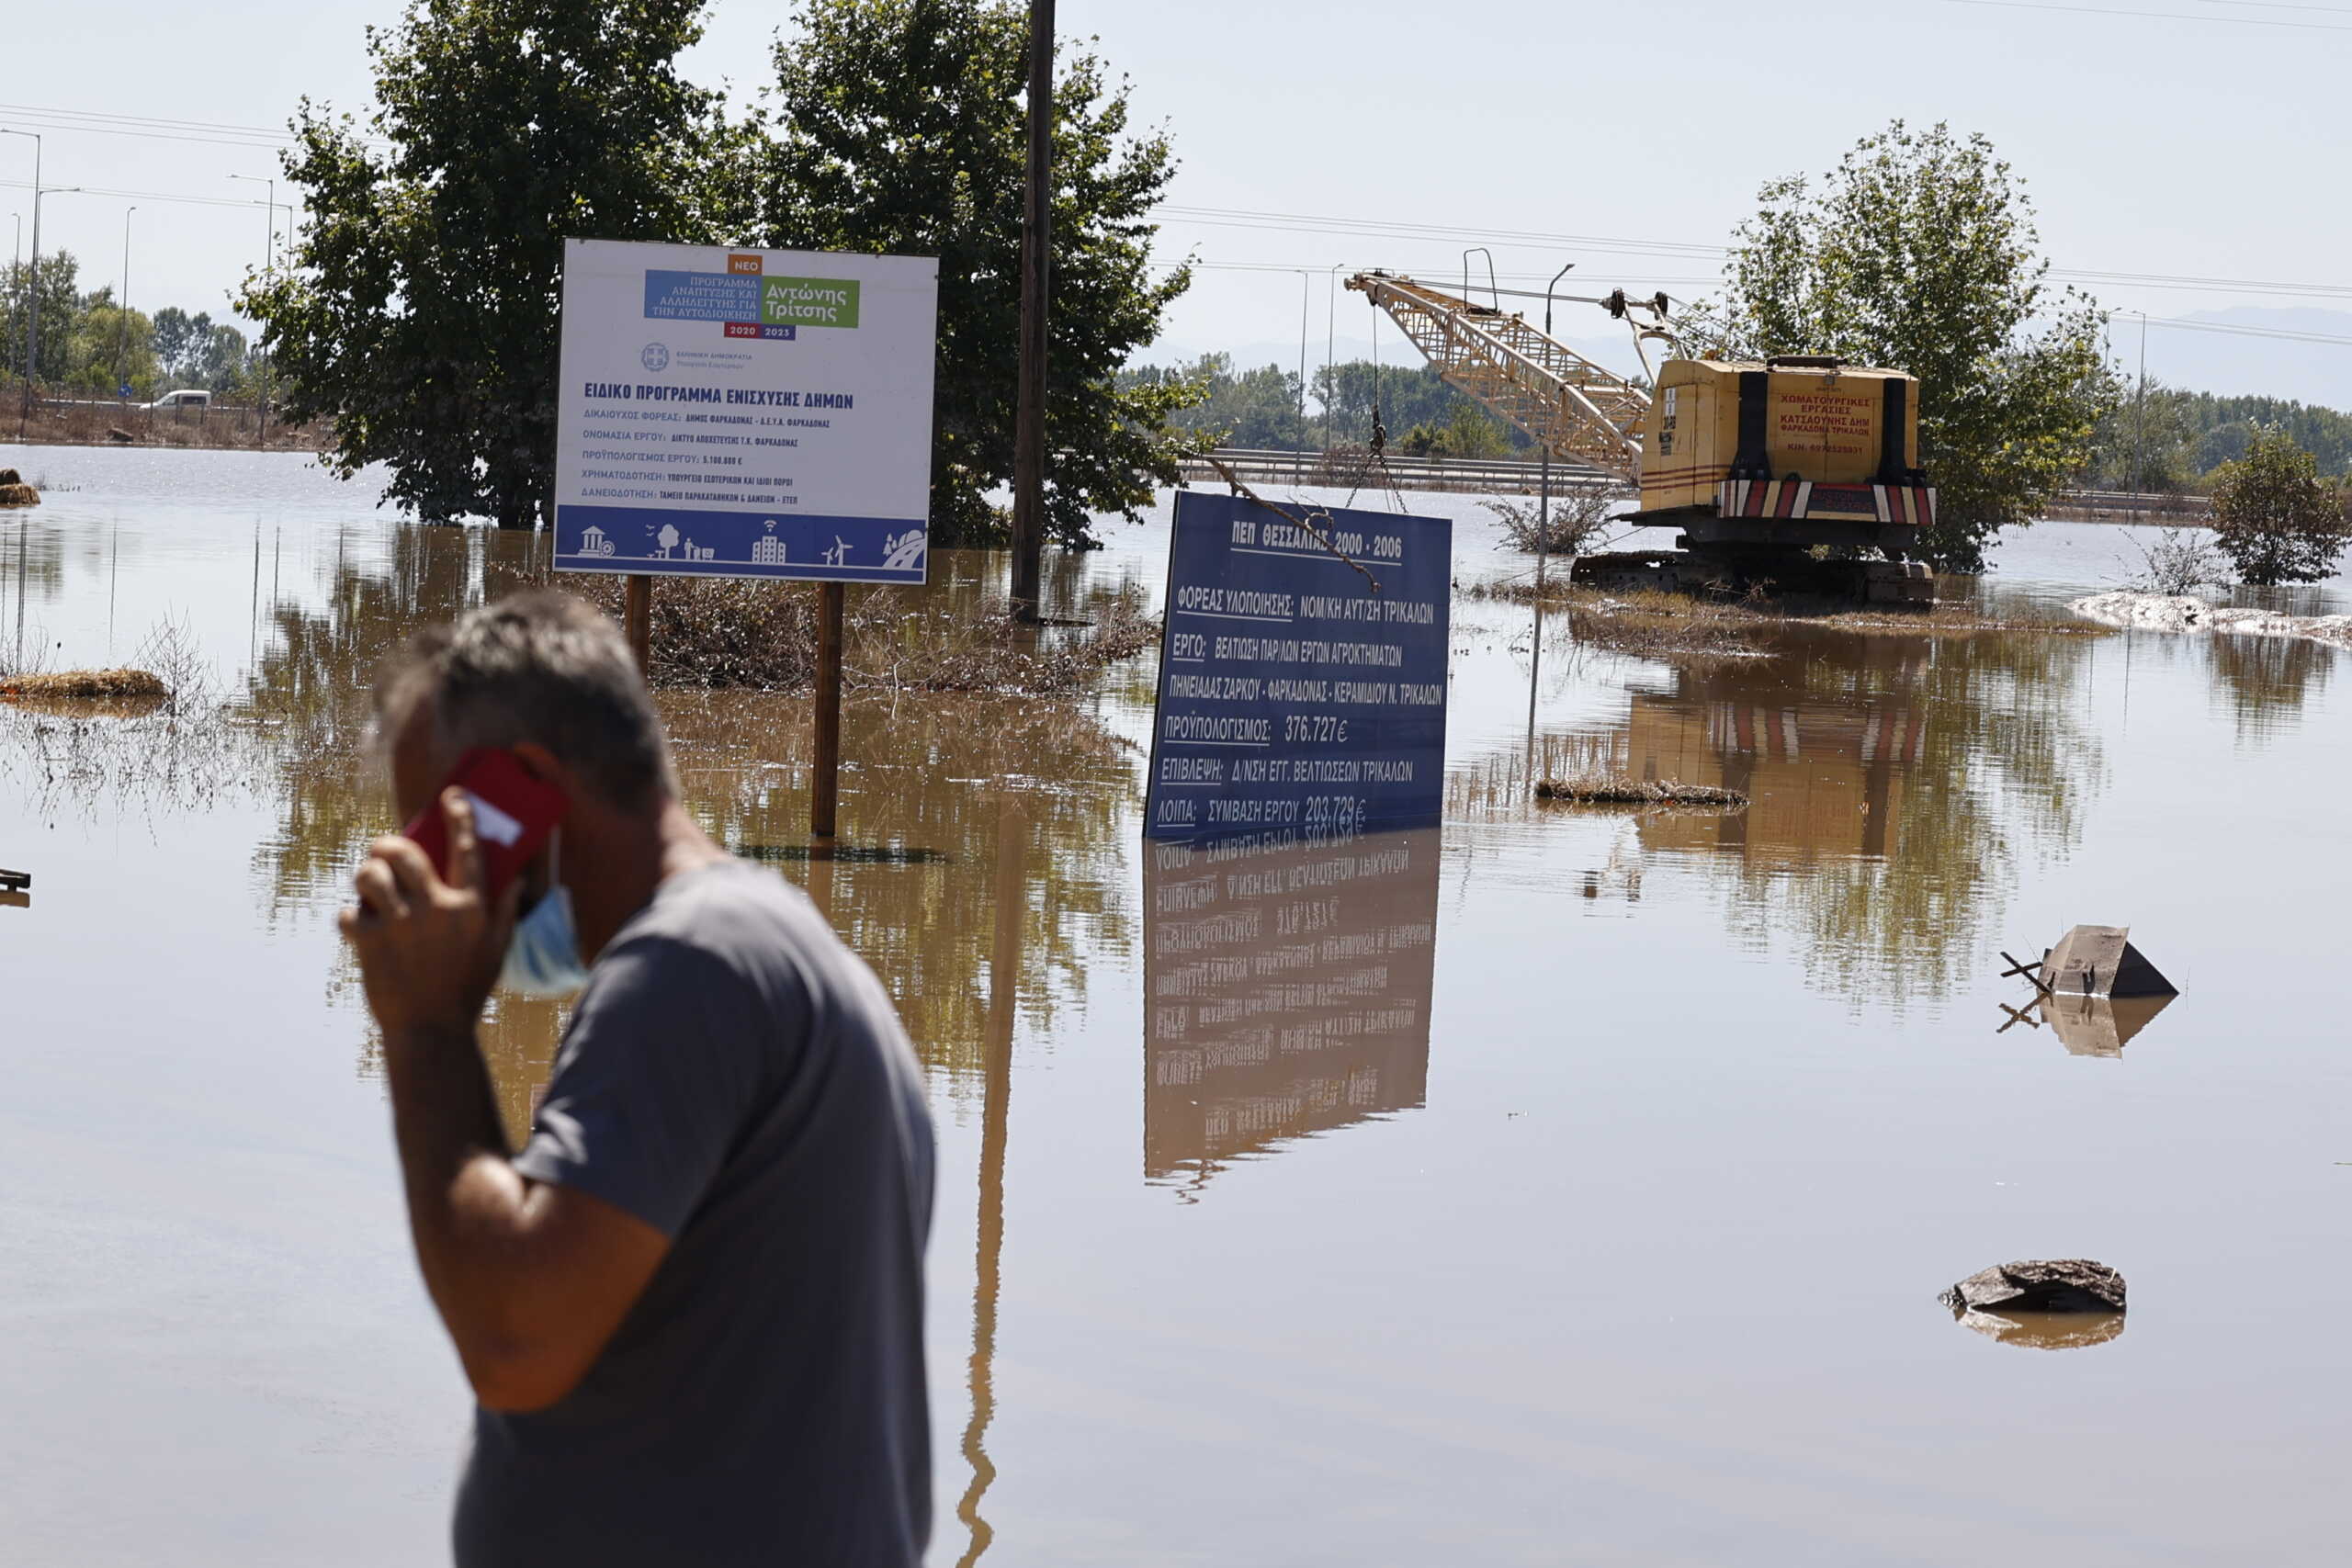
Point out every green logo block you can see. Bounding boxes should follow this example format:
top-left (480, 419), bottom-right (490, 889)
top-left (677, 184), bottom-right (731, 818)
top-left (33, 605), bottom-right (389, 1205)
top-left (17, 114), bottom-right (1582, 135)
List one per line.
top-left (762, 276), bottom-right (861, 329)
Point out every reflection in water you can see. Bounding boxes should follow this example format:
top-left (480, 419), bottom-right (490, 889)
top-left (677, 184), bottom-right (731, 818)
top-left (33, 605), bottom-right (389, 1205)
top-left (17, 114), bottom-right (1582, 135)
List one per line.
top-left (955, 799), bottom-right (1024, 1568)
top-left (222, 520), bottom-right (1145, 1566)
top-left (1462, 628), bottom-right (2109, 1007)
top-left (2034, 992), bottom-right (2176, 1059)
top-left (2207, 632), bottom-right (2335, 732)
top-left (1954, 1309), bottom-right (2127, 1351)
top-left (239, 521), bottom-right (1145, 1089)
top-left (1143, 829), bottom-right (1442, 1189)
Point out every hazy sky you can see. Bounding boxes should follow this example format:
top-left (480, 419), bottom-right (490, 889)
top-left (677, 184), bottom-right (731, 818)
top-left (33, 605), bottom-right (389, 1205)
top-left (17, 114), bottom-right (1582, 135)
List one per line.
top-left (6, 0), bottom-right (2347, 390)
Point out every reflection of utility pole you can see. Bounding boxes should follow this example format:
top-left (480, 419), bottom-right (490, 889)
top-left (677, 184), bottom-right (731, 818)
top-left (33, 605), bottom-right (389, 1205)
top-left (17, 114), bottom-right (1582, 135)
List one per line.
top-left (956, 796), bottom-right (1025, 1568)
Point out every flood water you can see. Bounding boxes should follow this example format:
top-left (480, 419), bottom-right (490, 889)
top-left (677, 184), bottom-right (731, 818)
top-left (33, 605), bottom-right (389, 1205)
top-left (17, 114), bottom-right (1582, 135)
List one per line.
top-left (5, 446), bottom-right (2351, 1566)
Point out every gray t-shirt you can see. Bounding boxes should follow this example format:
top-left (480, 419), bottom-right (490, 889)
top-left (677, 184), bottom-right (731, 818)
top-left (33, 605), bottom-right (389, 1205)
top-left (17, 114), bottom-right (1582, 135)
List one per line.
top-left (455, 861), bottom-right (934, 1568)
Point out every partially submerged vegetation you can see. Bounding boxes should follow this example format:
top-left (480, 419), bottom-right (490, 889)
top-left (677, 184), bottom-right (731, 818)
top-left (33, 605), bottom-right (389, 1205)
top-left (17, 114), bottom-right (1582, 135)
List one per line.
top-left (1536, 774), bottom-right (1749, 807)
top-left (0, 669), bottom-right (168, 701)
top-left (1469, 578), bottom-right (2098, 660)
top-left (561, 576), bottom-right (1158, 694)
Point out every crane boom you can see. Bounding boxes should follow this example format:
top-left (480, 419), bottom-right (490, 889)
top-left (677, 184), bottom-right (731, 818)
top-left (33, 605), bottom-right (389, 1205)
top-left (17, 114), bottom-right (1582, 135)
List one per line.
top-left (1345, 272), bottom-right (1650, 478)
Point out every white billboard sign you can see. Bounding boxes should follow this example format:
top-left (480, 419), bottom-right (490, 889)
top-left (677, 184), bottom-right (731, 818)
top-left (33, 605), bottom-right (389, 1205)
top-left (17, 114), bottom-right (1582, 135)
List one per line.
top-left (553, 239), bottom-right (938, 583)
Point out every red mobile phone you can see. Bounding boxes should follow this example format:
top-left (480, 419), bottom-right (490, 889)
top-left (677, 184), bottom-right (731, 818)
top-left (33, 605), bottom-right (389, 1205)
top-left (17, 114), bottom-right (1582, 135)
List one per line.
top-left (401, 749), bottom-right (570, 898)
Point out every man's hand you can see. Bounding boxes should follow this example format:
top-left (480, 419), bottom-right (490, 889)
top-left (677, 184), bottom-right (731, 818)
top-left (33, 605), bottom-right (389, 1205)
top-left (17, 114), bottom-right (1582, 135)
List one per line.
top-left (341, 788), bottom-right (522, 1040)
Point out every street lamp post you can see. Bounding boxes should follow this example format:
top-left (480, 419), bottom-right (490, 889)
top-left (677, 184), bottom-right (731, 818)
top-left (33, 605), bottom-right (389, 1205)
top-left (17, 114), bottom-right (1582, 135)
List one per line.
top-left (229, 174), bottom-right (276, 444)
top-left (0, 128), bottom-right (41, 422)
top-left (1527, 261), bottom-right (1577, 763)
top-left (1295, 269), bottom-right (1311, 479)
top-left (119, 205), bottom-right (137, 399)
top-left (1325, 262), bottom-right (1345, 448)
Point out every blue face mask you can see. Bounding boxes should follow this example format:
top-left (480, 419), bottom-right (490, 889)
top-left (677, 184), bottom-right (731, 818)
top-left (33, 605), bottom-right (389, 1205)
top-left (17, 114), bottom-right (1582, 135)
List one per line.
top-left (500, 829), bottom-right (592, 999)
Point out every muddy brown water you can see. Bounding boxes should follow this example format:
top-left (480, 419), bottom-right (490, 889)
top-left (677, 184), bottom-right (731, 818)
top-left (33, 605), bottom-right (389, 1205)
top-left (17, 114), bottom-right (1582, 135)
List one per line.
top-left (5, 446), bottom-right (2352, 1565)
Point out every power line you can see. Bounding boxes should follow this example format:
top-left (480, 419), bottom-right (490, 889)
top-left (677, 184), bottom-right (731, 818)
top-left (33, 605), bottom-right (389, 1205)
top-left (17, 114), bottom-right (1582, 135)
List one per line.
top-left (0, 178), bottom-right (277, 212)
top-left (1154, 202), bottom-right (2352, 304)
top-left (1941, 0), bottom-right (2352, 28)
top-left (0, 102), bottom-right (388, 152)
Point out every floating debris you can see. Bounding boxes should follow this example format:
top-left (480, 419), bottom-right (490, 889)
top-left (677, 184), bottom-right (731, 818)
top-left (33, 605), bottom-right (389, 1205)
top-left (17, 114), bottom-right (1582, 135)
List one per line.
top-left (1941, 1258), bottom-right (2126, 1316)
top-left (0, 468), bottom-right (38, 507)
top-left (2041, 924), bottom-right (2177, 999)
top-left (1535, 774), bottom-right (1748, 807)
top-left (0, 866), bottom-right (28, 893)
top-left (2071, 590), bottom-right (2352, 650)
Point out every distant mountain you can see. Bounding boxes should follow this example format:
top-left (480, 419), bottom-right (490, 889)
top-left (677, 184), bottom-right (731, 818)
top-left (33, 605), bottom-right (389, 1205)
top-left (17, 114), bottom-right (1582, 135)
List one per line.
top-left (2134, 308), bottom-right (2352, 412)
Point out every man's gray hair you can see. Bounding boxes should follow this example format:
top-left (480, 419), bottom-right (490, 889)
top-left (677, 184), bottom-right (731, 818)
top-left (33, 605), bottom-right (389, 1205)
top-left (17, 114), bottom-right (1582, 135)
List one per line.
top-left (376, 590), bottom-right (678, 807)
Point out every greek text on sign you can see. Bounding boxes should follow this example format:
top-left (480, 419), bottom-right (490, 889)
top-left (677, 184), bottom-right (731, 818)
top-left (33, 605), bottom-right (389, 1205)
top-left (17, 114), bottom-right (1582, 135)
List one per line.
top-left (554, 239), bottom-right (938, 584)
top-left (1146, 491), bottom-right (1453, 842)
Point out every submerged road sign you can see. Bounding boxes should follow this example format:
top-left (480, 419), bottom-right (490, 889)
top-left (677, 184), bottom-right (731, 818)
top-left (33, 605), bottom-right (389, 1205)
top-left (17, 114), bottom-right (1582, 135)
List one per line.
top-left (552, 239), bottom-right (938, 584)
top-left (1145, 491), bottom-right (1452, 842)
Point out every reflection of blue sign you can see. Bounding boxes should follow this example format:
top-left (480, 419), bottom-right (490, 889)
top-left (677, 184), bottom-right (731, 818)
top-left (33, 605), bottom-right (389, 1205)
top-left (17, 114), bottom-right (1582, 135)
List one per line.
top-left (1143, 828), bottom-right (1441, 1181)
top-left (555, 505), bottom-right (927, 583)
top-left (1145, 491), bottom-right (1452, 843)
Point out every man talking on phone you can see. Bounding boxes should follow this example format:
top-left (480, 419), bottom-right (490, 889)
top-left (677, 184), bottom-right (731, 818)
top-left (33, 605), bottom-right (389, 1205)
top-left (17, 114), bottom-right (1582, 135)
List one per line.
top-left (341, 591), bottom-right (933, 1567)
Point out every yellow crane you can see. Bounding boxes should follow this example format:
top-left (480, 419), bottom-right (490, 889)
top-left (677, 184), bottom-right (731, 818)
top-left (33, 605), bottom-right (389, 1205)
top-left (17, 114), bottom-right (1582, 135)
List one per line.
top-left (1345, 270), bottom-right (1936, 602)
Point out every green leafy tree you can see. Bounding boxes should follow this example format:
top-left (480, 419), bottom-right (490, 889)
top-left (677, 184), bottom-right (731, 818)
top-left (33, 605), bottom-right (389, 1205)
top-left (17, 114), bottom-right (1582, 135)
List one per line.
top-left (2086, 375), bottom-right (2196, 494)
top-left (243, 0), bottom-right (732, 526)
top-left (1710, 122), bottom-right (2111, 571)
top-left (0, 250), bottom-right (87, 384)
top-left (1397, 400), bottom-right (1510, 460)
top-left (746, 0), bottom-right (1196, 549)
top-left (2208, 424), bottom-right (2351, 585)
top-left (1124, 354), bottom-right (1301, 448)
top-left (151, 307), bottom-right (199, 381)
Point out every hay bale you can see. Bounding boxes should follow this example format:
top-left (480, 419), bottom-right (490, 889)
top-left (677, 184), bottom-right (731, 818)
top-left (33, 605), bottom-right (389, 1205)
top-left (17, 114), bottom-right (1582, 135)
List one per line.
top-left (1536, 774), bottom-right (1748, 807)
top-left (0, 668), bottom-right (169, 700)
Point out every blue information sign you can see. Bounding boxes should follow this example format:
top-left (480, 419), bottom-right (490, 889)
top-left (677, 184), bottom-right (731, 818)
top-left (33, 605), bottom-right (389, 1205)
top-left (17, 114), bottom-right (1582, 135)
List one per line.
top-left (1145, 491), bottom-right (1452, 843)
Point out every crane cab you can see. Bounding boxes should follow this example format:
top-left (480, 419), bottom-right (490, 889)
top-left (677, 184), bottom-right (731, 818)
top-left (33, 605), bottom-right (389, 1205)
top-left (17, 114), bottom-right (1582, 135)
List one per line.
top-left (1634, 357), bottom-right (1936, 555)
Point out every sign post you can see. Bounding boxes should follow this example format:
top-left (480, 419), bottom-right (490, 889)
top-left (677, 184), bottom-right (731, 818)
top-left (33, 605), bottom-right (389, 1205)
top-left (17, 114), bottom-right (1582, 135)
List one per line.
top-left (1145, 491), bottom-right (1453, 843)
top-left (551, 238), bottom-right (939, 837)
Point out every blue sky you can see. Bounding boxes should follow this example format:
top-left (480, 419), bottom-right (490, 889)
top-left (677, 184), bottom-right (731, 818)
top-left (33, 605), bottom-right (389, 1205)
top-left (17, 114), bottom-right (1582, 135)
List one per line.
top-left (6, 0), bottom-right (2348, 398)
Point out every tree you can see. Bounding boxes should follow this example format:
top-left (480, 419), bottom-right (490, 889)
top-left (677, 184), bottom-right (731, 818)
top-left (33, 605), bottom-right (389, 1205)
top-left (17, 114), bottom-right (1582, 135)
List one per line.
top-left (1397, 400), bottom-right (1509, 460)
top-left (243, 0), bottom-right (733, 526)
top-left (746, 0), bottom-right (1197, 549)
top-left (2207, 424), bottom-right (2351, 586)
top-left (2086, 375), bottom-right (2195, 494)
top-left (1709, 122), bottom-right (2111, 572)
top-left (0, 250), bottom-right (86, 385)
top-left (152, 307), bottom-right (198, 381)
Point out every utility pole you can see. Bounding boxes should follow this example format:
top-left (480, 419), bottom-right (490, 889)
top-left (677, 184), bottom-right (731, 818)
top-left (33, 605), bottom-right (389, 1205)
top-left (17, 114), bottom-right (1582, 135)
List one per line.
top-left (119, 205), bottom-right (136, 398)
top-left (0, 130), bottom-right (42, 426)
top-left (1325, 262), bottom-right (1344, 448)
top-left (1007, 0), bottom-right (1054, 623)
top-left (1527, 261), bottom-right (1575, 765)
top-left (2133, 310), bottom-right (2149, 505)
top-left (230, 175), bottom-right (275, 445)
top-left (1296, 270), bottom-right (1310, 479)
